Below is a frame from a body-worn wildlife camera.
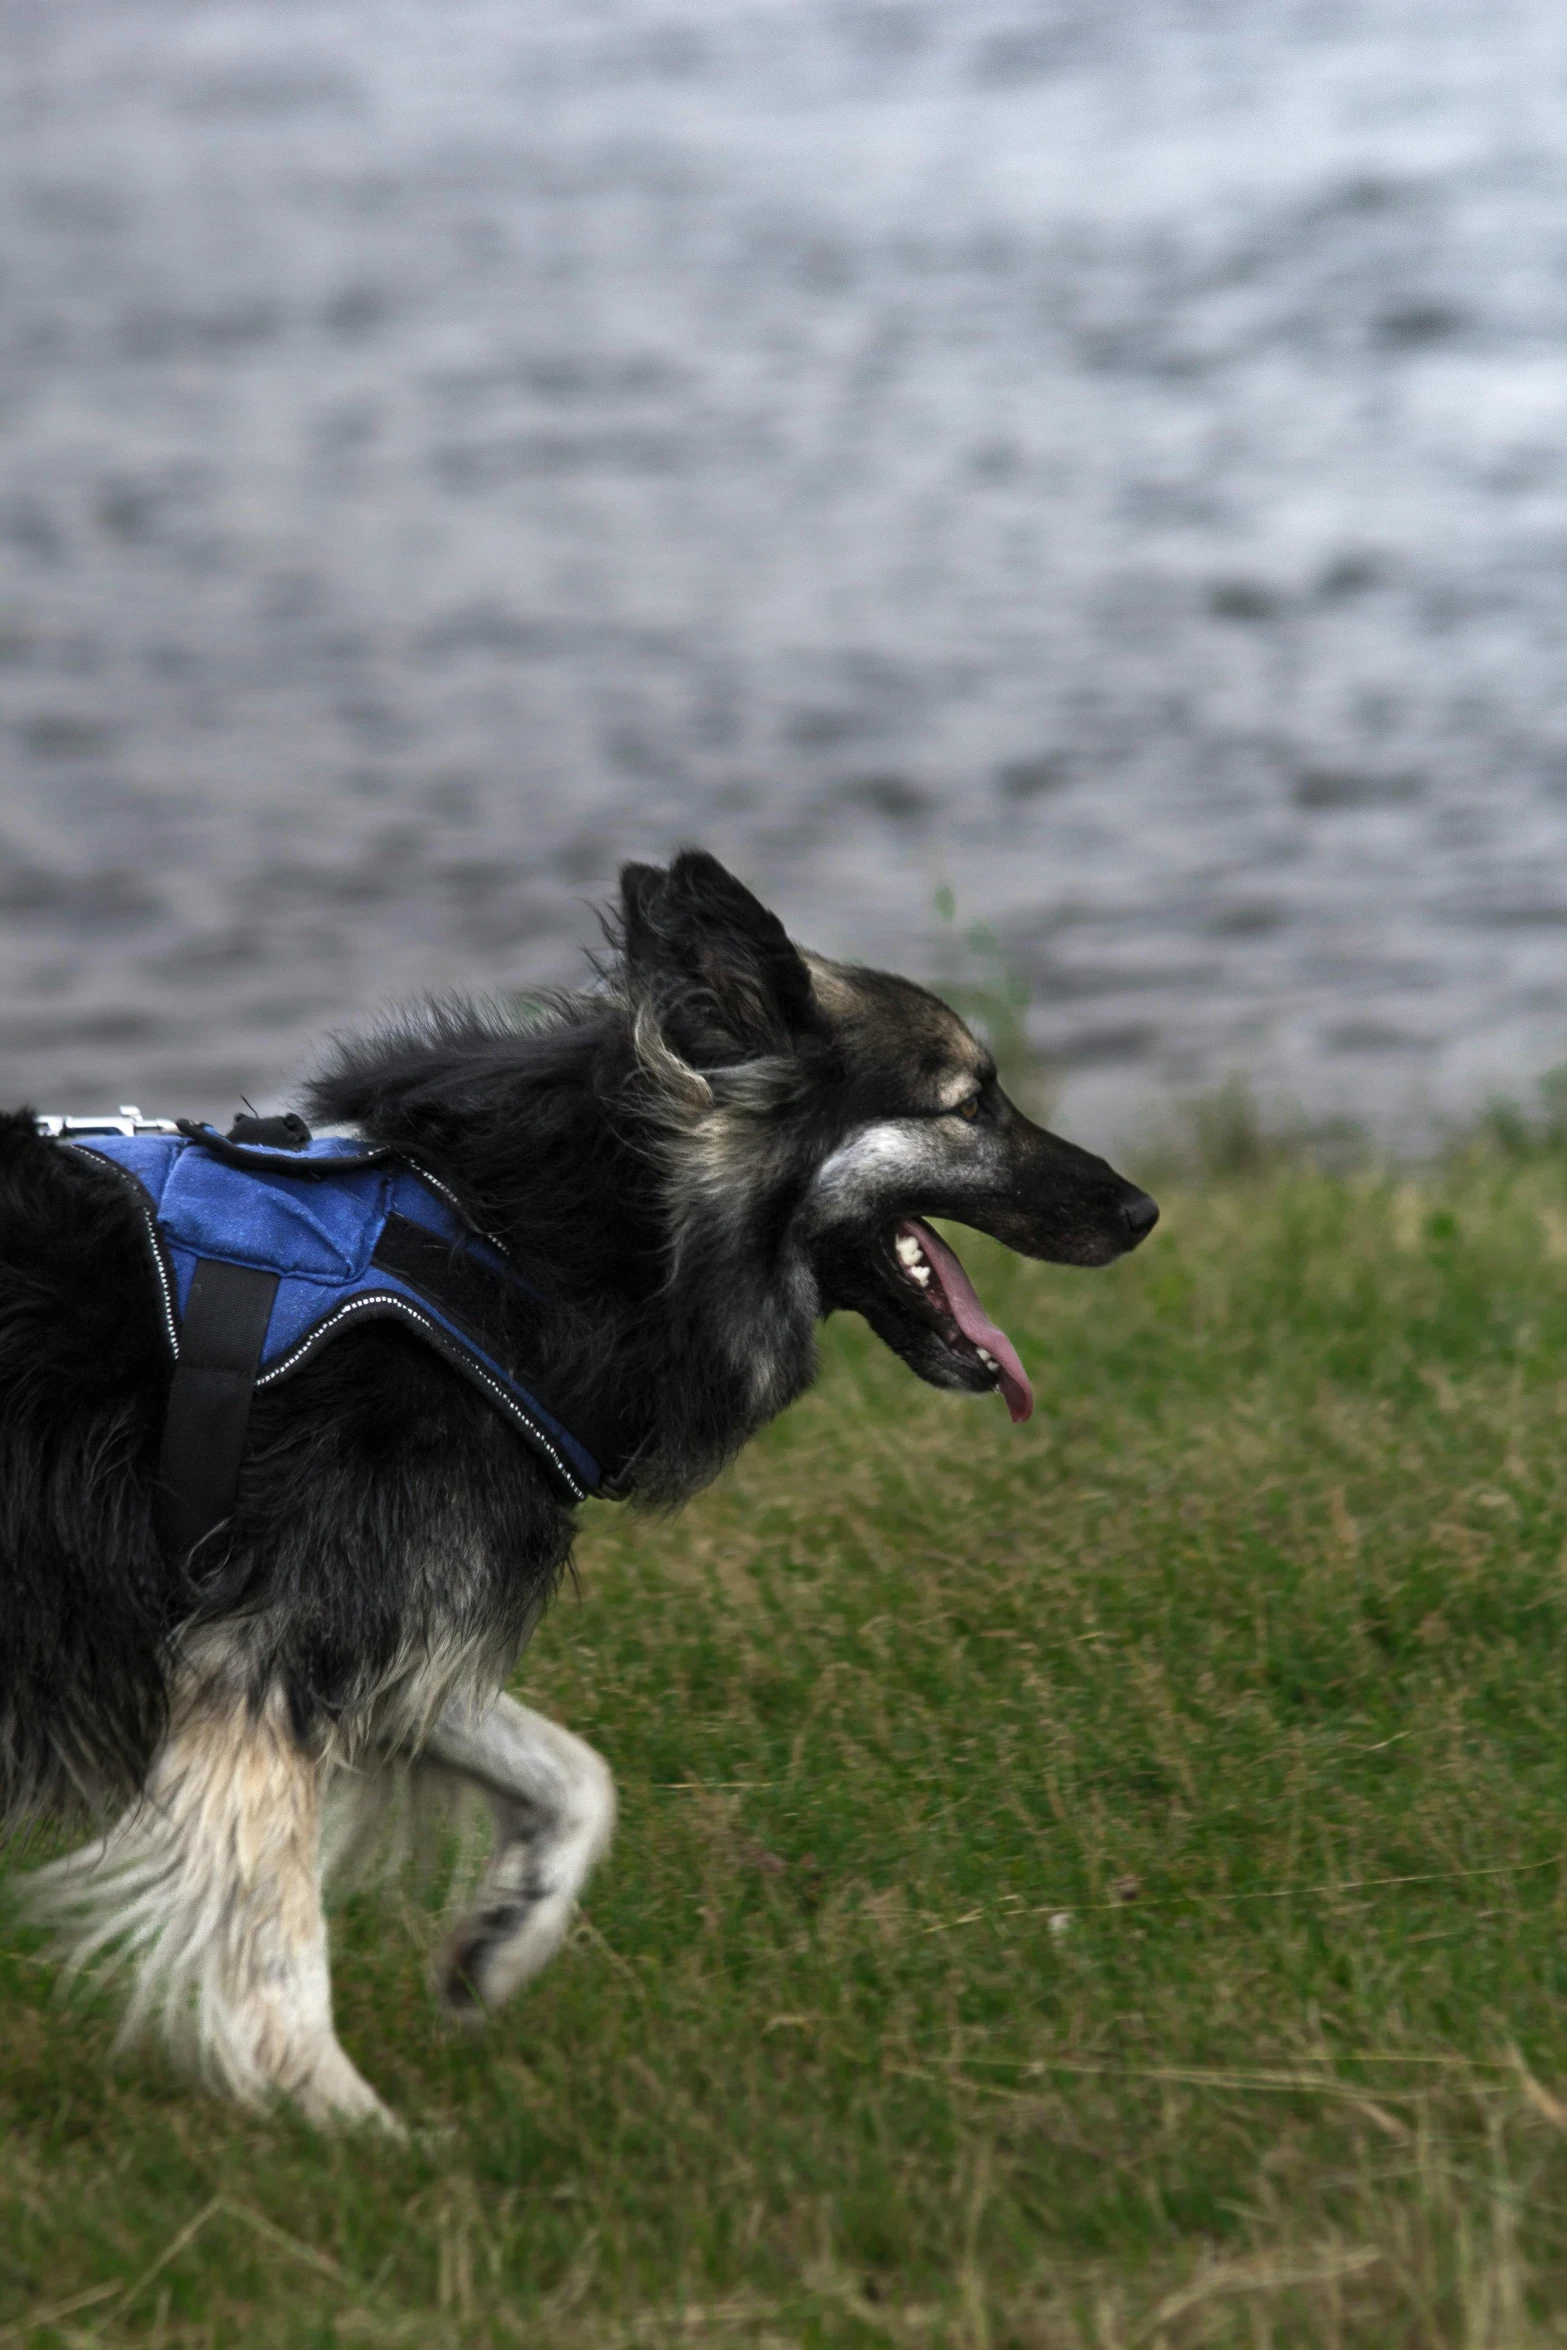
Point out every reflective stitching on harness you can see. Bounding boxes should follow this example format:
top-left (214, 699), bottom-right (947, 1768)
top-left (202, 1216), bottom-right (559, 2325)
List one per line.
top-left (144, 1209), bottom-right (180, 1357)
top-left (403, 1163), bottom-right (511, 1258)
top-left (64, 1141), bottom-right (181, 1357)
top-left (253, 1290), bottom-right (588, 1500)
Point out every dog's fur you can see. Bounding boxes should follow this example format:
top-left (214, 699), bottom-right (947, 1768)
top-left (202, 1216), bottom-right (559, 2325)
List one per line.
top-left (0, 852), bottom-right (1154, 2126)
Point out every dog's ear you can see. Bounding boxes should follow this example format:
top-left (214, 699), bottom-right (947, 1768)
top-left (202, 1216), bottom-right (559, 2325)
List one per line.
top-left (619, 851), bottom-right (818, 1064)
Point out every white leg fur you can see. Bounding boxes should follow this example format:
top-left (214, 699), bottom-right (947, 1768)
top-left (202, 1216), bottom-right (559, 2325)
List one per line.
top-left (25, 1682), bottom-right (394, 2130)
top-left (424, 1692), bottom-right (616, 2014)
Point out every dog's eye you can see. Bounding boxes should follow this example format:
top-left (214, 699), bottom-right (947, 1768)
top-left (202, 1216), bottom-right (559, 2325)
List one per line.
top-left (956, 1096), bottom-right (980, 1121)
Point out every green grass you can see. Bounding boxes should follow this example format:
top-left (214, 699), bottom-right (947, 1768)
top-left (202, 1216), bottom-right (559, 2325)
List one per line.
top-left (12, 1155), bottom-right (1567, 2343)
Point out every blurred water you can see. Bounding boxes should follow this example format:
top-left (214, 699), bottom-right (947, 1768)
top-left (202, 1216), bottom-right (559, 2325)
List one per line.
top-left (3, 0), bottom-right (1567, 1140)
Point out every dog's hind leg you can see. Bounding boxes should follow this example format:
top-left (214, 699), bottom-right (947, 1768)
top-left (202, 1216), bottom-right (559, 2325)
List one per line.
top-left (423, 1692), bottom-right (615, 2016)
top-left (26, 1677), bottom-right (396, 2131)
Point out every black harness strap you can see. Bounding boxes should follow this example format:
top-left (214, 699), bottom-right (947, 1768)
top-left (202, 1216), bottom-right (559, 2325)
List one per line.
top-left (155, 1259), bottom-right (280, 1563)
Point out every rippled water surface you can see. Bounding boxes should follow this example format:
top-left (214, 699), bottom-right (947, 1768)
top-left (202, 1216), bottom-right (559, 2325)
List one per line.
top-left (4, 0), bottom-right (1567, 1136)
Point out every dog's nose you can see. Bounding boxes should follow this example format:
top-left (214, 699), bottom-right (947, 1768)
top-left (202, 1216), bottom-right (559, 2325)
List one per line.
top-left (1121, 1189), bottom-right (1159, 1243)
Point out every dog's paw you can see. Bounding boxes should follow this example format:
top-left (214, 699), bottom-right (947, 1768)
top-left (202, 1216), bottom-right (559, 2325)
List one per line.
top-left (281, 2049), bottom-right (406, 2136)
top-left (434, 1911), bottom-right (513, 2023)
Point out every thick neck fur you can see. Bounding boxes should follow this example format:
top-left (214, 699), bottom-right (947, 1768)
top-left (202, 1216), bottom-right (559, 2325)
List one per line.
top-left (305, 994), bottom-right (821, 1507)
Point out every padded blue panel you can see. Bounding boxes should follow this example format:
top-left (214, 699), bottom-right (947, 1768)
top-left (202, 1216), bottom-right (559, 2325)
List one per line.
top-left (71, 1132), bottom-right (600, 1499)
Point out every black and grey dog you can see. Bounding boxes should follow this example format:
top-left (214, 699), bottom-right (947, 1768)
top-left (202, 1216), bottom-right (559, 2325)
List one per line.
top-left (0, 851), bottom-right (1155, 2126)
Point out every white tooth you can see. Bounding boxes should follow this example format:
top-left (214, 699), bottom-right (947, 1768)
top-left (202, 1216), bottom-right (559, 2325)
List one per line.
top-left (896, 1234), bottom-right (932, 1285)
top-left (977, 1347), bottom-right (998, 1371)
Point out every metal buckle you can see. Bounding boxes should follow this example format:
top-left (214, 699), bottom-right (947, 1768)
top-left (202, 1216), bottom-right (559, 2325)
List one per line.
top-left (34, 1105), bottom-right (183, 1139)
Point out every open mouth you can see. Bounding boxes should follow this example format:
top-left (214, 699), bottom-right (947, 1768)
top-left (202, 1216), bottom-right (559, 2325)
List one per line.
top-left (891, 1218), bottom-right (1035, 1424)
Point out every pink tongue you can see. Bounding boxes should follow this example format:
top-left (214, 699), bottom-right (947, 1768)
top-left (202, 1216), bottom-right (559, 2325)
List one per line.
top-left (904, 1219), bottom-right (1035, 1425)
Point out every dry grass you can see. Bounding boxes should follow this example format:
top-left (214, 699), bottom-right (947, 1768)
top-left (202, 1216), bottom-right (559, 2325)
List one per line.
top-left (9, 1155), bottom-right (1567, 2342)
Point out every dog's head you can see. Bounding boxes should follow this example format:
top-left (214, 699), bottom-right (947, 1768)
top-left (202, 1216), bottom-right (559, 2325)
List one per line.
top-left (618, 851), bottom-right (1157, 1424)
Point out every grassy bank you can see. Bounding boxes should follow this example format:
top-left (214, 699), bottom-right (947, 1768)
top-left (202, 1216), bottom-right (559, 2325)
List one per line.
top-left (9, 1153), bottom-right (1567, 2344)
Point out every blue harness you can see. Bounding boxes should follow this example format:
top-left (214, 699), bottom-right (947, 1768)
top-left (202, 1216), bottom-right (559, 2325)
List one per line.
top-left (62, 1122), bottom-right (615, 1553)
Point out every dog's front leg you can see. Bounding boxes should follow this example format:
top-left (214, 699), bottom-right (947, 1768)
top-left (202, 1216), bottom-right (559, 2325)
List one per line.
top-left (27, 1678), bottom-right (396, 2131)
top-left (424, 1692), bottom-right (615, 2015)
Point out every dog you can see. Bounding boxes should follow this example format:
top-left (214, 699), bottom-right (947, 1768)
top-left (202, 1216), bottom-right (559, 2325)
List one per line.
top-left (0, 850), bottom-right (1156, 2126)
